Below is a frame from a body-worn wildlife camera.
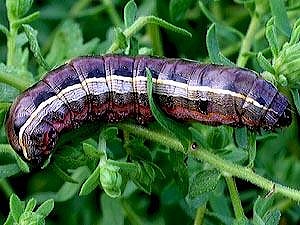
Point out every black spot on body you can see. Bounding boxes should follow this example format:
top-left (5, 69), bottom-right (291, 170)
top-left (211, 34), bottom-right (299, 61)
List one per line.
top-left (199, 100), bottom-right (208, 114)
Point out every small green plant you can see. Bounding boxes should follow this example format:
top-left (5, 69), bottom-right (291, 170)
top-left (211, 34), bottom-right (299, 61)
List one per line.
top-left (4, 194), bottom-right (54, 225)
top-left (0, 0), bottom-right (300, 224)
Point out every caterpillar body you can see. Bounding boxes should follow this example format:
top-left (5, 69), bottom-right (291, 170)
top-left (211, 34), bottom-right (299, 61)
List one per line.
top-left (6, 55), bottom-right (292, 165)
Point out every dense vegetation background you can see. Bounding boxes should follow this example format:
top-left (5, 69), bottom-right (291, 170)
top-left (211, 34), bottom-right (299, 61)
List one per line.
top-left (0, 0), bottom-right (300, 224)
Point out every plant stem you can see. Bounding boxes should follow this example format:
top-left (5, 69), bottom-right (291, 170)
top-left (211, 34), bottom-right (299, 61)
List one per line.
top-left (224, 176), bottom-right (245, 221)
top-left (120, 123), bottom-right (300, 202)
top-left (69, 0), bottom-right (92, 18)
top-left (194, 203), bottom-right (206, 225)
top-left (190, 148), bottom-right (300, 202)
top-left (0, 179), bottom-right (14, 198)
top-left (236, 12), bottom-right (260, 67)
top-left (118, 123), bottom-right (184, 152)
top-left (103, 0), bottom-right (123, 27)
top-left (76, 5), bottom-right (106, 18)
top-left (146, 24), bottom-right (164, 56)
top-left (6, 24), bottom-right (18, 66)
top-left (0, 70), bottom-right (32, 91)
top-left (107, 16), bottom-right (191, 53)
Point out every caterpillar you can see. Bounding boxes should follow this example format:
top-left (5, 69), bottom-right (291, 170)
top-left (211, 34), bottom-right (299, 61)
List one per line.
top-left (6, 55), bottom-right (292, 165)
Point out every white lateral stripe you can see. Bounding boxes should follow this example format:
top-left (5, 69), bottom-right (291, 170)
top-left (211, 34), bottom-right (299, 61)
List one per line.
top-left (18, 75), bottom-right (273, 159)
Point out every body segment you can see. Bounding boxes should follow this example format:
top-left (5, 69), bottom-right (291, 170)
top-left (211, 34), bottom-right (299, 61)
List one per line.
top-left (6, 55), bottom-right (292, 165)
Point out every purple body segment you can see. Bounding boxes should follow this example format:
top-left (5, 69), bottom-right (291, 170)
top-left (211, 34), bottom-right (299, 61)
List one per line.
top-left (71, 57), bottom-right (108, 119)
top-left (6, 55), bottom-right (292, 166)
top-left (71, 56), bottom-right (106, 79)
top-left (43, 65), bottom-right (89, 125)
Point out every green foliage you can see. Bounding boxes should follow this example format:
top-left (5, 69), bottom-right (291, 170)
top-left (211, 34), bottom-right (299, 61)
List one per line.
top-left (253, 197), bottom-right (281, 225)
top-left (0, 0), bottom-right (299, 224)
top-left (4, 194), bottom-right (54, 225)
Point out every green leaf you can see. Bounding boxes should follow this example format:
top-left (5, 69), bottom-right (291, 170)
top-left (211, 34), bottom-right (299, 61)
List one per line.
top-left (10, 194), bottom-right (24, 222)
top-left (0, 164), bottom-right (20, 178)
top-left (22, 24), bottom-right (51, 71)
top-left (209, 193), bottom-right (234, 224)
top-left (257, 52), bottom-right (275, 74)
top-left (0, 144), bottom-right (18, 158)
top-left (232, 217), bottom-right (251, 225)
top-left (189, 125), bottom-right (210, 149)
top-left (148, 162), bottom-right (165, 179)
top-left (234, 127), bottom-right (248, 149)
top-left (82, 143), bottom-right (103, 159)
top-left (262, 210), bottom-right (281, 225)
top-left (24, 198), bottom-right (36, 212)
top-left (45, 20), bottom-right (99, 70)
top-left (220, 146), bottom-right (248, 163)
top-left (3, 211), bottom-right (14, 225)
top-left (146, 68), bottom-right (191, 150)
top-left (198, 0), bottom-right (217, 23)
top-left (98, 129), bottom-right (108, 156)
top-left (269, 0), bottom-right (291, 37)
top-left (99, 162), bottom-right (122, 198)
top-left (6, 0), bottom-right (34, 20)
top-left (0, 63), bottom-right (33, 92)
top-left (0, 145), bottom-right (29, 173)
top-left (126, 36), bottom-right (139, 56)
top-left (169, 0), bottom-right (194, 21)
top-left (54, 145), bottom-right (87, 170)
top-left (289, 18), bottom-right (300, 45)
top-left (18, 211), bottom-right (44, 225)
top-left (54, 166), bottom-right (90, 202)
top-left (14, 152), bottom-right (30, 173)
top-left (161, 181), bottom-right (184, 205)
top-left (206, 23), bottom-right (235, 66)
top-left (291, 89), bottom-right (300, 115)
top-left (265, 18), bottom-right (280, 58)
top-left (136, 162), bottom-right (154, 189)
top-left (100, 194), bottom-right (124, 225)
top-left (13, 11), bottom-right (40, 27)
top-left (79, 166), bottom-right (100, 196)
top-left (124, 138), bottom-right (152, 161)
top-left (233, 0), bottom-right (254, 3)
top-left (246, 131), bottom-right (256, 168)
top-left (0, 24), bottom-right (9, 37)
top-left (100, 127), bottom-right (118, 140)
top-left (50, 162), bottom-right (78, 183)
top-left (170, 151), bottom-right (189, 195)
top-left (124, 0), bottom-right (137, 28)
top-left (35, 199), bottom-right (54, 217)
top-left (189, 169), bottom-right (220, 198)
top-left (116, 160), bottom-right (160, 194)
top-left (206, 127), bottom-right (230, 150)
top-left (253, 196), bottom-right (280, 225)
top-left (114, 28), bottom-right (128, 51)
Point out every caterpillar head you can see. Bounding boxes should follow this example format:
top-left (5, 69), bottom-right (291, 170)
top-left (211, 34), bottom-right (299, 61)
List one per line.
top-left (6, 88), bottom-right (59, 167)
